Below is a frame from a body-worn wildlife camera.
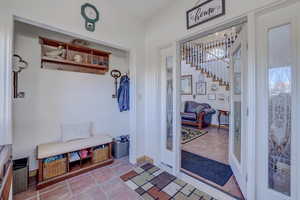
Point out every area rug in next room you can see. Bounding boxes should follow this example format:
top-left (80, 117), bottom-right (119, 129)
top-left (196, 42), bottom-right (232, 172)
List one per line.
top-left (181, 127), bottom-right (208, 144)
top-left (121, 163), bottom-right (217, 200)
top-left (181, 151), bottom-right (233, 187)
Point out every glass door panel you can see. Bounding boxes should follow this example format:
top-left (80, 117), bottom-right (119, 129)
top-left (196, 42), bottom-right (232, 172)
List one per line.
top-left (267, 24), bottom-right (292, 196)
top-left (166, 55), bottom-right (174, 151)
top-left (232, 45), bottom-right (242, 163)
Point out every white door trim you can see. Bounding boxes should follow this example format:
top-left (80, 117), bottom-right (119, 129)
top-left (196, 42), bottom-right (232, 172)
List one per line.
top-left (228, 25), bottom-right (248, 196)
top-left (256, 3), bottom-right (299, 199)
top-left (173, 16), bottom-right (255, 200)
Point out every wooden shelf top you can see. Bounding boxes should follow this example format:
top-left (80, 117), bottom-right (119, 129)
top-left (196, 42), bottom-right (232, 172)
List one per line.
top-left (39, 37), bottom-right (111, 56)
top-left (42, 57), bottom-right (108, 71)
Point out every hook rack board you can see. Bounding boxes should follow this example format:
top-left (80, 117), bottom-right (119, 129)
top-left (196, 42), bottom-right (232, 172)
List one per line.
top-left (39, 37), bottom-right (111, 75)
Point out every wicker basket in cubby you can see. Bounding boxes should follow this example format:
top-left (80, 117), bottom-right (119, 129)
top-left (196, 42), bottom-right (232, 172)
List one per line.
top-left (92, 147), bottom-right (109, 163)
top-left (43, 157), bottom-right (67, 180)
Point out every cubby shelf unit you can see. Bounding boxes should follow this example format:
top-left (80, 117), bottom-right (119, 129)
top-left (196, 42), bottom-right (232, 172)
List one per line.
top-left (39, 37), bottom-right (111, 75)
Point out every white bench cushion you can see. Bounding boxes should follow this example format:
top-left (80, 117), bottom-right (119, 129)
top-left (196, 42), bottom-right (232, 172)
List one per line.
top-left (38, 135), bottom-right (113, 159)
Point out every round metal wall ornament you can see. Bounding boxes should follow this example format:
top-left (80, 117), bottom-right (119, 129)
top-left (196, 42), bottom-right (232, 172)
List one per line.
top-left (81, 3), bottom-right (100, 32)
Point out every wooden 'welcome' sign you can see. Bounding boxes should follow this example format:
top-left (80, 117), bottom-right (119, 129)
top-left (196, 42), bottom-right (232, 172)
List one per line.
top-left (186, 0), bottom-right (225, 29)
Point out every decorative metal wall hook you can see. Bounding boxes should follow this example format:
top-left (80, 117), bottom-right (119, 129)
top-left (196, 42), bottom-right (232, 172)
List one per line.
top-left (110, 69), bottom-right (121, 98)
top-left (13, 54), bottom-right (28, 98)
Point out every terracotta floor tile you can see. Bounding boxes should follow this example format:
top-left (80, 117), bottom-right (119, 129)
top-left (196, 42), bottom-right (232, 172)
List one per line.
top-left (14, 185), bottom-right (37, 200)
top-left (112, 162), bottom-right (134, 175)
top-left (92, 166), bottom-right (116, 183)
top-left (182, 127), bottom-right (229, 164)
top-left (100, 177), bottom-right (125, 194)
top-left (148, 186), bottom-right (171, 200)
top-left (106, 181), bottom-right (139, 200)
top-left (39, 184), bottom-right (71, 200)
top-left (120, 170), bottom-right (139, 181)
top-left (72, 186), bottom-right (107, 200)
top-left (68, 174), bottom-right (96, 194)
top-left (39, 181), bottom-right (67, 193)
top-left (148, 187), bottom-right (161, 199)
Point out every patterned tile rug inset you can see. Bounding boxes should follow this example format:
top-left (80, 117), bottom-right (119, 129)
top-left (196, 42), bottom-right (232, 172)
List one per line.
top-left (121, 163), bottom-right (217, 200)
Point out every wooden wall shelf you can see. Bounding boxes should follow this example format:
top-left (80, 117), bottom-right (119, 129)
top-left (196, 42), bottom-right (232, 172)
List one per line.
top-left (39, 37), bottom-right (111, 75)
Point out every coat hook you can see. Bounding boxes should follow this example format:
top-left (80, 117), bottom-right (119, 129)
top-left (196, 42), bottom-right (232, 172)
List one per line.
top-left (110, 69), bottom-right (121, 98)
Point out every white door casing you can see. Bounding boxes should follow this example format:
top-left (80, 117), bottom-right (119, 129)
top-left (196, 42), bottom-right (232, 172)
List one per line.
top-left (160, 45), bottom-right (177, 172)
top-left (229, 25), bottom-right (248, 197)
top-left (256, 2), bottom-right (300, 200)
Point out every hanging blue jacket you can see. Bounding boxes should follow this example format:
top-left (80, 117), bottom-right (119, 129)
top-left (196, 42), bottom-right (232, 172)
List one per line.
top-left (117, 75), bottom-right (130, 112)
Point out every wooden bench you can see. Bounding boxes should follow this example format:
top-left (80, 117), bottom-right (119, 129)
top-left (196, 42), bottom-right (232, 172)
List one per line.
top-left (37, 135), bottom-right (114, 189)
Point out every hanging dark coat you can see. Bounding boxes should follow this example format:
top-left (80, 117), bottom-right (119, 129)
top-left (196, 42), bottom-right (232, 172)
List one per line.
top-left (117, 75), bottom-right (130, 112)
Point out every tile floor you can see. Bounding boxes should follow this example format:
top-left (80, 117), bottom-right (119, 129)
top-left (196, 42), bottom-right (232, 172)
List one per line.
top-left (182, 127), bottom-right (229, 165)
top-left (14, 157), bottom-right (142, 200)
top-left (181, 127), bottom-right (244, 199)
top-left (14, 158), bottom-right (220, 200)
top-left (121, 163), bottom-right (216, 200)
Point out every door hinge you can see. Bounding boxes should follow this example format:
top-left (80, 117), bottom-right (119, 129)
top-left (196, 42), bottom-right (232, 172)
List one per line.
top-left (246, 174), bottom-right (248, 182)
top-left (246, 107), bottom-right (249, 117)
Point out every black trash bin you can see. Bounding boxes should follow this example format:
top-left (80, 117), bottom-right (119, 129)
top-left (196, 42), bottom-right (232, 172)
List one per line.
top-left (13, 157), bottom-right (29, 194)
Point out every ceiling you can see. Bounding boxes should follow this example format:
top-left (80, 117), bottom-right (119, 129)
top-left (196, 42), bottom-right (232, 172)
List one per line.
top-left (109, 0), bottom-right (174, 22)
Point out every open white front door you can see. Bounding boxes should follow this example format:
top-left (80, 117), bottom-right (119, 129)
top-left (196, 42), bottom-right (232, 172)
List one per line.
top-left (256, 2), bottom-right (300, 200)
top-left (229, 25), bottom-right (247, 197)
top-left (160, 45), bottom-right (176, 173)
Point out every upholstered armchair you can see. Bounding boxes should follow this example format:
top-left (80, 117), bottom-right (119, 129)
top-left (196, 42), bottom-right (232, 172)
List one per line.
top-left (181, 101), bottom-right (216, 129)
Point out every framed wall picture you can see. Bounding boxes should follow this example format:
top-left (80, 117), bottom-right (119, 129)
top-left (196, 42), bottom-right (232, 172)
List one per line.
top-left (196, 81), bottom-right (207, 95)
top-left (210, 83), bottom-right (219, 91)
top-left (218, 93), bottom-right (225, 101)
top-left (208, 93), bottom-right (216, 100)
top-left (181, 75), bottom-right (193, 95)
top-left (186, 0), bottom-right (225, 29)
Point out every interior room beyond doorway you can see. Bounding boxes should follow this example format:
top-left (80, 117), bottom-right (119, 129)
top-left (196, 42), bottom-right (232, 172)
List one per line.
top-left (179, 26), bottom-right (244, 200)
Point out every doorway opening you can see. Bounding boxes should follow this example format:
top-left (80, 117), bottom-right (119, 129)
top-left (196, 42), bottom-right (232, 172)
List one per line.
top-left (179, 25), bottom-right (246, 200)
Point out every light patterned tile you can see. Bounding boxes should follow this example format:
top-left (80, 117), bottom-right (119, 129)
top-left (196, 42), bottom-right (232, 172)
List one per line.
top-left (189, 193), bottom-right (201, 200)
top-left (141, 182), bottom-right (154, 191)
top-left (134, 167), bottom-right (145, 174)
top-left (125, 180), bottom-right (139, 190)
top-left (174, 192), bottom-right (188, 200)
top-left (201, 193), bottom-right (214, 200)
top-left (147, 166), bottom-right (160, 174)
top-left (174, 178), bottom-right (186, 187)
top-left (131, 174), bottom-right (148, 186)
top-left (181, 184), bottom-right (196, 196)
top-left (141, 193), bottom-right (155, 200)
top-left (140, 171), bottom-right (154, 181)
top-left (194, 189), bottom-right (206, 197)
top-left (162, 182), bottom-right (182, 196)
top-left (152, 169), bottom-right (164, 176)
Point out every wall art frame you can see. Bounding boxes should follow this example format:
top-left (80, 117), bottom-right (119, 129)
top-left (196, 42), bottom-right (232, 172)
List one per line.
top-left (196, 81), bottom-right (207, 95)
top-left (208, 93), bottom-right (216, 100)
top-left (186, 0), bottom-right (225, 30)
top-left (181, 75), bottom-right (193, 95)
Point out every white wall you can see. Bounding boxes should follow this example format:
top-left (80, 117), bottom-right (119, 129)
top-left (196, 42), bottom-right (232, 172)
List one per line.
top-left (0, 0), bottom-right (146, 164)
top-left (144, 0), bottom-right (288, 164)
top-left (0, 1), bottom-right (13, 146)
top-left (13, 22), bottom-right (131, 170)
top-left (181, 61), bottom-right (230, 125)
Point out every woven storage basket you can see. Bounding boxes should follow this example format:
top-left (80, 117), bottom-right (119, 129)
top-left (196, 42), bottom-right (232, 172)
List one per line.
top-left (43, 158), bottom-right (67, 180)
top-left (93, 147), bottom-right (109, 163)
